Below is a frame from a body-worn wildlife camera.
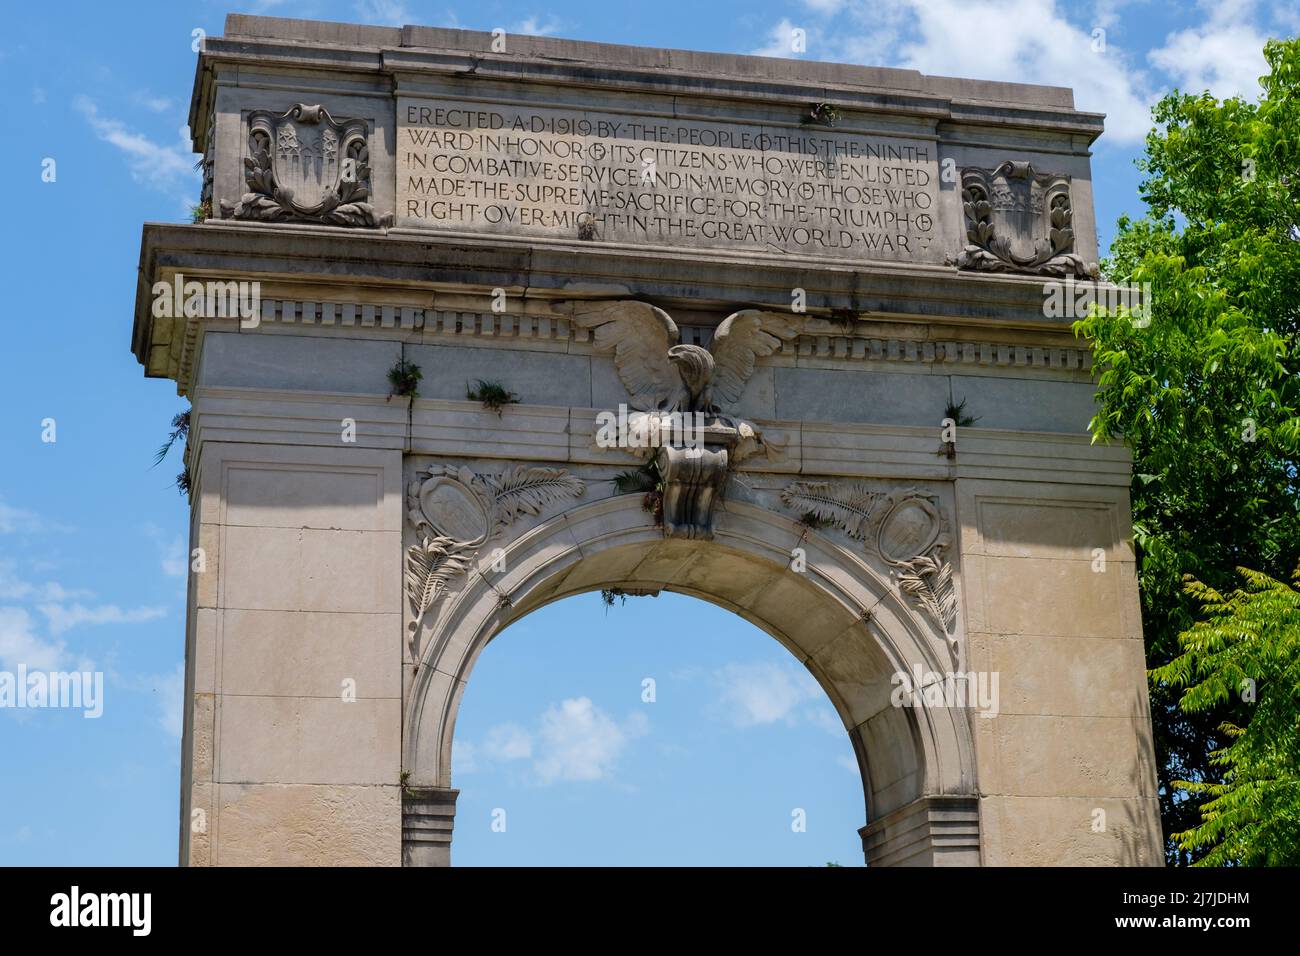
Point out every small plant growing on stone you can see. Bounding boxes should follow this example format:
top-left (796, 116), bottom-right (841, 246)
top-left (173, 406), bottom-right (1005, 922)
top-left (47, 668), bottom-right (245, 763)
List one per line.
top-left (154, 410), bottom-right (191, 466)
top-left (467, 379), bottom-right (519, 415)
top-left (799, 510), bottom-right (835, 530)
top-left (803, 102), bottom-right (839, 126)
top-left (189, 200), bottom-right (211, 223)
top-left (944, 398), bottom-right (980, 428)
top-left (387, 358), bottom-right (423, 401)
top-left (941, 398), bottom-right (979, 460)
top-left (614, 458), bottom-right (663, 526)
top-left (600, 588), bottom-right (628, 611)
top-left (577, 214), bottom-right (598, 241)
top-left (829, 308), bottom-right (859, 332)
top-left (152, 408), bottom-right (192, 498)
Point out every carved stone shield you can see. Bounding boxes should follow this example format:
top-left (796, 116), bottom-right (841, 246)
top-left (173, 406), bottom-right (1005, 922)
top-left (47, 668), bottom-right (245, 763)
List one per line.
top-left (878, 496), bottom-right (941, 564)
top-left (223, 103), bottom-right (393, 228)
top-left (951, 161), bottom-right (1096, 278)
top-left (252, 105), bottom-right (363, 216)
top-left (416, 475), bottom-right (491, 545)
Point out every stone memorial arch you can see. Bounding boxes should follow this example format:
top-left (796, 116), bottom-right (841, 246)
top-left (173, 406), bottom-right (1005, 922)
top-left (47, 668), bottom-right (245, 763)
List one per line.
top-left (132, 14), bottom-right (1163, 866)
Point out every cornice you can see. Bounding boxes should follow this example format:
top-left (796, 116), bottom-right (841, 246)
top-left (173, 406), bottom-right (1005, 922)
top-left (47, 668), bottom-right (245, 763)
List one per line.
top-left (134, 221), bottom-right (1097, 384)
top-left (189, 16), bottom-right (1104, 155)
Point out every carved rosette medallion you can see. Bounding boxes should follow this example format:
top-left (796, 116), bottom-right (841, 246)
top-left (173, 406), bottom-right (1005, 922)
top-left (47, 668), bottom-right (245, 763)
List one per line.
top-left (221, 104), bottom-right (394, 228)
top-left (950, 161), bottom-right (1097, 278)
top-left (405, 464), bottom-right (585, 643)
top-left (780, 482), bottom-right (958, 645)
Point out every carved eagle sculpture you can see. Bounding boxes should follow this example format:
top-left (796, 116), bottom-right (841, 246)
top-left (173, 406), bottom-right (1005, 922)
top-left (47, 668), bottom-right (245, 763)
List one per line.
top-left (573, 301), bottom-right (801, 414)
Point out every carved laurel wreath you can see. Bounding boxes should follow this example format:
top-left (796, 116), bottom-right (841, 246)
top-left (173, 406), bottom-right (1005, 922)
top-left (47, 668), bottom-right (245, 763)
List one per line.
top-left (405, 464), bottom-right (585, 640)
top-left (780, 481), bottom-right (958, 645)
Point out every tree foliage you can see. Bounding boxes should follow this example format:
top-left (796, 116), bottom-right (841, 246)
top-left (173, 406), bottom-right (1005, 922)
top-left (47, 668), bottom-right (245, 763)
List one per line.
top-left (1073, 37), bottom-right (1300, 863)
top-left (1152, 566), bottom-right (1300, 865)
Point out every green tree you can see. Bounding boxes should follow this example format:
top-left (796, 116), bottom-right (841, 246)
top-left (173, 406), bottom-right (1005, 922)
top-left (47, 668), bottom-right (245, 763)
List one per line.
top-left (1152, 566), bottom-right (1300, 865)
top-left (1074, 37), bottom-right (1300, 863)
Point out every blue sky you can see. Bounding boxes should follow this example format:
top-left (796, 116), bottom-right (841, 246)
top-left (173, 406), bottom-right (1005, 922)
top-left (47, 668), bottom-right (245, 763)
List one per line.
top-left (0, 0), bottom-right (1294, 866)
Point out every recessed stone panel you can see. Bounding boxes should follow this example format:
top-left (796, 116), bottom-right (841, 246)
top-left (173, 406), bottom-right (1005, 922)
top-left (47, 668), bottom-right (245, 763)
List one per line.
top-left (397, 98), bottom-right (941, 263)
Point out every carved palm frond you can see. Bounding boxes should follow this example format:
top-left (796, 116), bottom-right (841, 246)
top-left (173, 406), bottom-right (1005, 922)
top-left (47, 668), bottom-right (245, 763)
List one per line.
top-left (486, 466), bottom-right (586, 524)
top-left (897, 554), bottom-right (958, 639)
top-left (780, 481), bottom-right (882, 540)
top-left (406, 536), bottom-right (476, 629)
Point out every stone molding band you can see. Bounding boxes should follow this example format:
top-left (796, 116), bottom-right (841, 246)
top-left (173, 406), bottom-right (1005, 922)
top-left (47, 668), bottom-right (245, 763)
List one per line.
top-left (859, 795), bottom-right (982, 866)
top-left (156, 297), bottom-right (1092, 396)
top-left (401, 787), bottom-right (459, 867)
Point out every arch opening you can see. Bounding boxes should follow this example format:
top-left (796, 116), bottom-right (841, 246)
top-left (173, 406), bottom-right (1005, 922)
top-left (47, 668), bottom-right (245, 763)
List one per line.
top-left (404, 495), bottom-right (980, 865)
top-left (450, 590), bottom-right (868, 865)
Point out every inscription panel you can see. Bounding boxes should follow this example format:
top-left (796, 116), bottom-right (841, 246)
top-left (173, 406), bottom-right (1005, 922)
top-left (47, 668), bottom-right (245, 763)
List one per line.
top-left (397, 98), bottom-right (941, 263)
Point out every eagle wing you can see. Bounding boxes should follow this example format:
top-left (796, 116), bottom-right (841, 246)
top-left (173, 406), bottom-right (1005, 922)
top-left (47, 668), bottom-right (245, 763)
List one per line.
top-left (571, 301), bottom-right (684, 411)
top-left (707, 310), bottom-right (802, 407)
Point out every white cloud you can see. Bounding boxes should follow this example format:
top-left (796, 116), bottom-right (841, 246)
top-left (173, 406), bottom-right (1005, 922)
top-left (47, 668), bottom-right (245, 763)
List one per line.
top-left (533, 697), bottom-right (646, 784)
top-left (132, 92), bottom-right (177, 114)
top-left (37, 603), bottom-right (167, 636)
top-left (73, 95), bottom-right (197, 203)
top-left (354, 0), bottom-right (410, 26)
top-left (1091, 0), bottom-right (1139, 31)
top-left (144, 524), bottom-right (187, 578)
top-left (751, 18), bottom-right (806, 58)
top-left (483, 722), bottom-right (533, 761)
top-left (1148, 6), bottom-right (1270, 101)
top-left (453, 739), bottom-right (478, 774)
top-left (457, 701), bottom-right (646, 784)
top-left (803, 0), bottom-right (848, 13)
top-left (891, 0), bottom-right (1155, 143)
top-left (0, 561), bottom-right (94, 603)
top-left (0, 500), bottom-right (42, 535)
top-left (0, 607), bottom-right (67, 672)
top-left (755, 0), bottom-right (1163, 143)
top-left (514, 16), bottom-right (562, 37)
top-left (713, 660), bottom-right (823, 727)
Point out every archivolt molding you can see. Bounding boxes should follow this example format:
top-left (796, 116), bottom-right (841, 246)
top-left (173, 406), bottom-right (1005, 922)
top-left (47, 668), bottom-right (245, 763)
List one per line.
top-left (780, 482), bottom-right (958, 648)
top-left (402, 489), bottom-right (975, 806)
top-left (405, 462), bottom-right (585, 652)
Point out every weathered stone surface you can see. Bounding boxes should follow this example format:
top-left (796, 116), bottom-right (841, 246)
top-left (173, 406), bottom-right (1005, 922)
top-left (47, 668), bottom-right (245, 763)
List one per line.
top-left (215, 783), bottom-right (400, 866)
top-left (140, 13), bottom-right (1159, 869)
top-left (398, 98), bottom-right (940, 262)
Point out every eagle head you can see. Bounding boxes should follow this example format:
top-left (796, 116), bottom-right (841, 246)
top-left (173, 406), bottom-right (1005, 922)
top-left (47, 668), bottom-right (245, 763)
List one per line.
top-left (667, 344), bottom-right (715, 408)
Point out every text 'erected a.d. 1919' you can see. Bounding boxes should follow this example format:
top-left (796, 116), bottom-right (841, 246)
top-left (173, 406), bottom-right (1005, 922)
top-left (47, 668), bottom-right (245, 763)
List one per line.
top-left (397, 99), bottom-right (942, 263)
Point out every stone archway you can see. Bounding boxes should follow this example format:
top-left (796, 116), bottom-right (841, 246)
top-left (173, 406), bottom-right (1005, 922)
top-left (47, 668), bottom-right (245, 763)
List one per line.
top-left (138, 14), bottom-right (1166, 868)
top-left (402, 493), bottom-right (980, 867)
